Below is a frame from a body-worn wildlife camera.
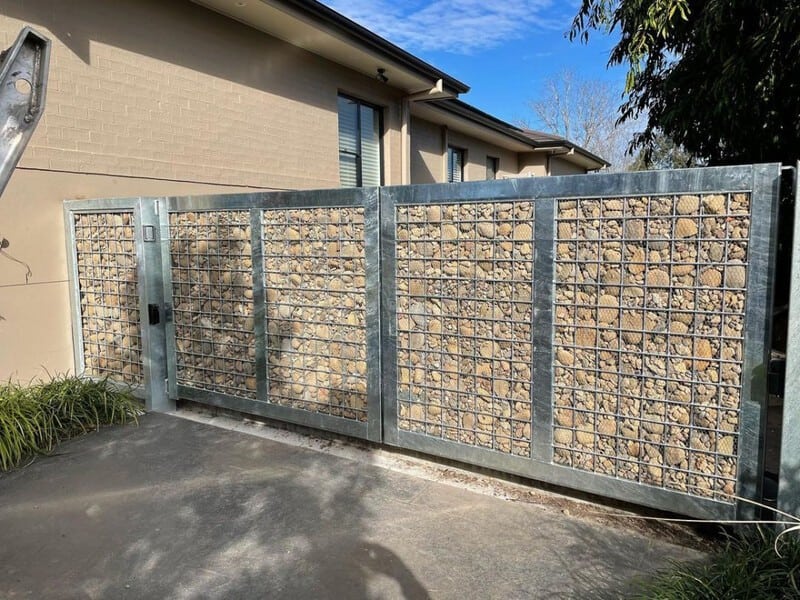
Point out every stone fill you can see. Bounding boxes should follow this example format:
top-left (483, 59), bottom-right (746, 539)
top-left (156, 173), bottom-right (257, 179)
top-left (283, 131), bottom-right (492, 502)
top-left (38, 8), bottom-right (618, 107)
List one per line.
top-left (395, 202), bottom-right (535, 457)
top-left (170, 211), bottom-right (256, 398)
top-left (75, 212), bottom-right (143, 386)
top-left (553, 193), bottom-right (750, 501)
top-left (263, 207), bottom-right (369, 421)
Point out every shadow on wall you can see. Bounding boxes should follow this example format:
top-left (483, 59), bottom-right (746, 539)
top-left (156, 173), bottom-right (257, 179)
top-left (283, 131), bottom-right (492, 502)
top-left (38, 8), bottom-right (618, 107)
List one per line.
top-left (0, 414), bottom-right (430, 599)
top-left (2, 0), bottom-right (334, 113)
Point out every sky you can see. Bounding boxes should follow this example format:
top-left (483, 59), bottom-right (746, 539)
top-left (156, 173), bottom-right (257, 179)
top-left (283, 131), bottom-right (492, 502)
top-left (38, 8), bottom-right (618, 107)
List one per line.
top-left (318, 0), bottom-right (627, 127)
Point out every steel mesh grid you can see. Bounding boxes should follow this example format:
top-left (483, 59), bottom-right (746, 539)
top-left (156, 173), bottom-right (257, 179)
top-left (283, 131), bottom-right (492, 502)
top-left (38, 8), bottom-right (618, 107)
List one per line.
top-left (553, 193), bottom-right (751, 501)
top-left (73, 212), bottom-right (143, 385)
top-left (263, 207), bottom-right (369, 421)
top-left (169, 211), bottom-right (256, 398)
top-left (395, 202), bottom-right (534, 456)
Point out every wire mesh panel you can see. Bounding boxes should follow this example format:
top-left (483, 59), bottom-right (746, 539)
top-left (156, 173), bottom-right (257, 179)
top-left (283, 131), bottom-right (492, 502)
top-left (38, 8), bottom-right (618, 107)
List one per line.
top-left (169, 211), bottom-right (256, 398)
top-left (394, 201), bottom-right (535, 456)
top-left (73, 212), bottom-right (142, 386)
top-left (262, 207), bottom-right (369, 421)
top-left (553, 193), bottom-right (751, 501)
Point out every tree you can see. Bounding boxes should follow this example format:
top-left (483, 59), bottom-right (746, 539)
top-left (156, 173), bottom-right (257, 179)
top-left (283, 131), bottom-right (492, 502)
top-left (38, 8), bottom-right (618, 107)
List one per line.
top-left (628, 130), bottom-right (697, 171)
top-left (524, 70), bottom-right (636, 171)
top-left (570, 1), bottom-right (800, 165)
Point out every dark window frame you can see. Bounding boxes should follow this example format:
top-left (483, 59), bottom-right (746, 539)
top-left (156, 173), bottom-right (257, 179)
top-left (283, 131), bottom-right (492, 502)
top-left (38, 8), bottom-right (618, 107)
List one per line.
top-left (447, 145), bottom-right (465, 183)
top-left (337, 93), bottom-right (385, 187)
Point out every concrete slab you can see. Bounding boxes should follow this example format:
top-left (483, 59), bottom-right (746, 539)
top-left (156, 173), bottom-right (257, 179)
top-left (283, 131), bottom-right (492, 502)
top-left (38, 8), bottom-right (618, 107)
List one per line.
top-left (0, 413), bottom-right (703, 599)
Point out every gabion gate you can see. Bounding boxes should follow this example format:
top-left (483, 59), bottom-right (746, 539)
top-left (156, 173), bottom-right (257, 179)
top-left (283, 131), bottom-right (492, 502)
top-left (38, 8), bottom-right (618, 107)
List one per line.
top-left (65, 164), bottom-right (782, 519)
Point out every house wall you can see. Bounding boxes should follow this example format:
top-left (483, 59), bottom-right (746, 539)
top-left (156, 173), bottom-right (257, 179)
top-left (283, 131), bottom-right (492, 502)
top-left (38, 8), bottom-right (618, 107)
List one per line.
top-left (446, 130), bottom-right (519, 182)
top-left (410, 117), bottom-right (521, 184)
top-left (409, 117), bottom-right (443, 184)
top-left (518, 153), bottom-right (548, 177)
top-left (0, 0), bottom-right (405, 381)
top-left (550, 157), bottom-right (586, 176)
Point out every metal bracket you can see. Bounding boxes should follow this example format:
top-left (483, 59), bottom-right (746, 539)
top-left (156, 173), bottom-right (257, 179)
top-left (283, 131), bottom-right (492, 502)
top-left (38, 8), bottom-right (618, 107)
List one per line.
top-left (0, 27), bottom-right (51, 198)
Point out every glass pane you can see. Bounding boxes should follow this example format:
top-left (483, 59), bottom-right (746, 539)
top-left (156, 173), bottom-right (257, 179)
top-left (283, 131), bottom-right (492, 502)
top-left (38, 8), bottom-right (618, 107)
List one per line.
top-left (338, 96), bottom-right (358, 155)
top-left (339, 152), bottom-right (358, 187)
top-left (448, 148), bottom-right (463, 183)
top-left (360, 105), bottom-right (381, 186)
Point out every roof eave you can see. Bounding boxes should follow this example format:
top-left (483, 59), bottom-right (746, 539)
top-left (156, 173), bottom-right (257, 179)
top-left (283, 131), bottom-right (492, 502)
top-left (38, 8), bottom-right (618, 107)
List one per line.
top-left (274, 0), bottom-right (470, 95)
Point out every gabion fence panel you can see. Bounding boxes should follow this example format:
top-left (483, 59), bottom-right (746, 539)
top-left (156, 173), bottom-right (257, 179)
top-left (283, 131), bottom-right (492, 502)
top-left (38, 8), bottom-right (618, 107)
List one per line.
top-left (162, 190), bottom-right (382, 442)
top-left (169, 210), bottom-right (256, 399)
top-left (71, 211), bottom-right (142, 386)
top-left (382, 165), bottom-right (779, 520)
top-left (394, 201), bottom-right (534, 456)
top-left (263, 206), bottom-right (369, 422)
top-left (552, 193), bottom-right (750, 502)
top-left (66, 165), bottom-right (780, 519)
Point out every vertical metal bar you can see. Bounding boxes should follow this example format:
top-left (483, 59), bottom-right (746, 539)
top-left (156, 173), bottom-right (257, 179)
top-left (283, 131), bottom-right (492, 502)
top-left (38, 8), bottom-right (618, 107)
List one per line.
top-left (380, 187), bottom-right (400, 445)
top-left (364, 188), bottom-right (383, 441)
top-left (531, 197), bottom-right (555, 462)
top-left (779, 163), bottom-right (800, 517)
top-left (250, 208), bottom-right (268, 404)
top-left (159, 199), bottom-right (178, 400)
top-left (63, 205), bottom-right (85, 376)
top-left (137, 198), bottom-right (173, 412)
top-left (737, 164), bottom-right (781, 518)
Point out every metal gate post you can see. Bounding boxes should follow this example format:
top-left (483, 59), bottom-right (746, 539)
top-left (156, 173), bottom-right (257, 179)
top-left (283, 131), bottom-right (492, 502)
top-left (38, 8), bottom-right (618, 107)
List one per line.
top-left (531, 197), bottom-right (555, 462)
top-left (779, 163), bottom-right (800, 517)
top-left (250, 207), bottom-right (268, 403)
top-left (137, 197), bottom-right (173, 412)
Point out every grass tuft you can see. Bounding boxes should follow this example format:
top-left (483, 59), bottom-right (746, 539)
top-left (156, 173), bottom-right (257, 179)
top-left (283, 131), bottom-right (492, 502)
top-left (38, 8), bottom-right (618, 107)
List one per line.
top-left (632, 525), bottom-right (800, 599)
top-left (0, 375), bottom-right (143, 470)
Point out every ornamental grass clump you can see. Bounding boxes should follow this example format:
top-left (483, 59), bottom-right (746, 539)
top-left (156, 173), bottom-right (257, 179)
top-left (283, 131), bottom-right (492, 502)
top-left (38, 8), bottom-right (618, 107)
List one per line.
top-left (633, 525), bottom-right (800, 599)
top-left (0, 375), bottom-right (142, 470)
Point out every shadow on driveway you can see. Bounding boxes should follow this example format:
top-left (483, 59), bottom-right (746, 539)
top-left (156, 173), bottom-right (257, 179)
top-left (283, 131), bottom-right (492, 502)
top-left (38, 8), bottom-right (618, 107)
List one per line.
top-left (0, 413), bottom-right (702, 599)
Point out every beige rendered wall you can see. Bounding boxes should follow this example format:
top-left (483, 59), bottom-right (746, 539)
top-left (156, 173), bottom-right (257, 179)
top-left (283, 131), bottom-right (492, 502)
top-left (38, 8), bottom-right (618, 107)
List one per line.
top-left (0, 0), bottom-right (405, 381)
top-left (410, 116), bottom-right (522, 184)
top-left (518, 153), bottom-right (548, 177)
top-left (550, 157), bottom-right (587, 176)
top-left (409, 117), bottom-right (444, 184)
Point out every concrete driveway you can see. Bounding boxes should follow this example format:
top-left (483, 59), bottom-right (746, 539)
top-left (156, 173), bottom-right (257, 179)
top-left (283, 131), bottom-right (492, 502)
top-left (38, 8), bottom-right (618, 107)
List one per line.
top-left (0, 412), bottom-right (703, 599)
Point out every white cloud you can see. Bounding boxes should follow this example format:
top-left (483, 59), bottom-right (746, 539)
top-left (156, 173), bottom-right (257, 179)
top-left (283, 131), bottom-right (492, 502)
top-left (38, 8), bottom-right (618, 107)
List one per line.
top-left (320, 0), bottom-right (562, 54)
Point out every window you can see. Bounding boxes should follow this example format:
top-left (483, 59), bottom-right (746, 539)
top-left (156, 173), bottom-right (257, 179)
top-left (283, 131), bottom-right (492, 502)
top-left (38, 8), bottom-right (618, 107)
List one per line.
top-left (338, 95), bottom-right (382, 187)
top-left (447, 146), bottom-right (465, 183)
top-left (486, 156), bottom-right (499, 180)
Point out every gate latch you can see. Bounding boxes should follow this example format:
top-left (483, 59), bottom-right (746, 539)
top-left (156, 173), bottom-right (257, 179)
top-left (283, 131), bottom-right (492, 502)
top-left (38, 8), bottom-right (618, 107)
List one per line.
top-left (769, 358), bottom-right (785, 398)
top-left (148, 303), bottom-right (160, 325)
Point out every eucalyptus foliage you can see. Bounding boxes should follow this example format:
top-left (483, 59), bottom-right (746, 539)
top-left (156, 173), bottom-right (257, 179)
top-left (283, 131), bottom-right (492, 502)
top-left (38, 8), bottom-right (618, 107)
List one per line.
top-left (571, 1), bottom-right (800, 165)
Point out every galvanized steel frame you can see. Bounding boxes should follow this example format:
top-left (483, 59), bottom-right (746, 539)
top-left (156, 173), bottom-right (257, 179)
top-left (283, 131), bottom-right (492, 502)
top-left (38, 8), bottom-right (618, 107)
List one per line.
top-left (164, 188), bottom-right (383, 442)
top-left (779, 162), bottom-right (800, 517)
top-left (63, 197), bottom-right (171, 410)
top-left (63, 163), bottom-right (781, 519)
top-left (380, 164), bottom-right (781, 520)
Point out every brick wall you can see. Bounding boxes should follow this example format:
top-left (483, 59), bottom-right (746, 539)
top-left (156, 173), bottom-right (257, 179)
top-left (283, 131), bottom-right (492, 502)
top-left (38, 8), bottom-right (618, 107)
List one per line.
top-left (0, 0), bottom-right (404, 380)
top-left (1, 0), bottom-right (404, 190)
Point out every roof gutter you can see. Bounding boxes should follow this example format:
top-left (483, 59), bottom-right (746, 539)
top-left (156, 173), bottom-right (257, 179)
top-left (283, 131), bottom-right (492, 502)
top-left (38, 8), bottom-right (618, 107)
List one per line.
top-left (531, 141), bottom-right (609, 170)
